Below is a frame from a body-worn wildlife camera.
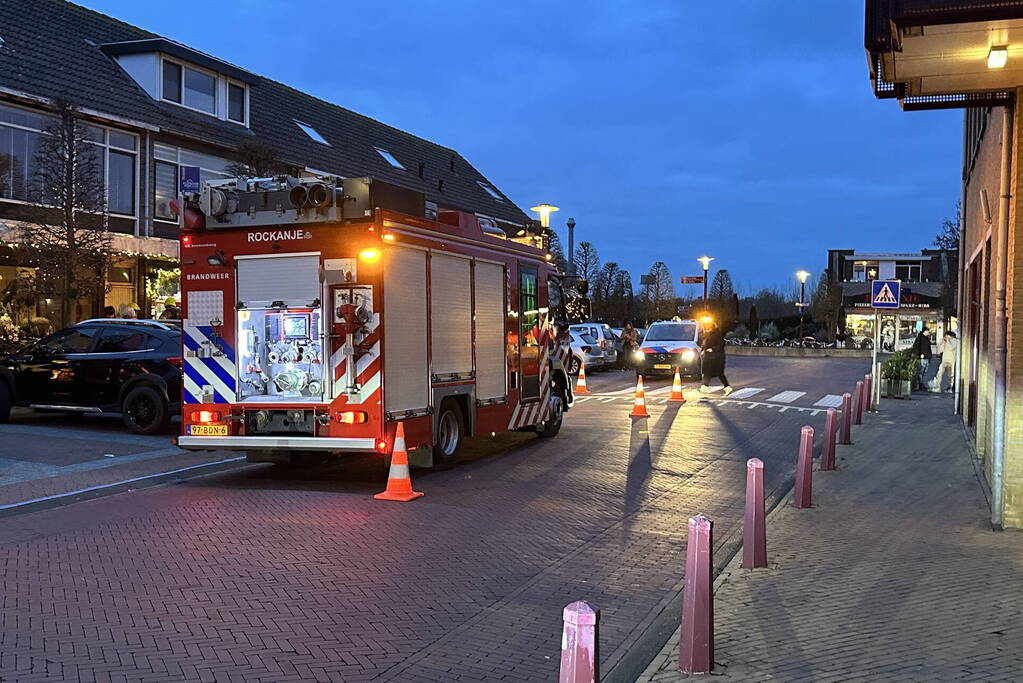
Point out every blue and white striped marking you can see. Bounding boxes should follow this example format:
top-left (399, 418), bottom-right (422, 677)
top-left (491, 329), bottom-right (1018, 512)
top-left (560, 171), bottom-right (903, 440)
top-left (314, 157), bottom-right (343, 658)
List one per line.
top-left (183, 325), bottom-right (236, 404)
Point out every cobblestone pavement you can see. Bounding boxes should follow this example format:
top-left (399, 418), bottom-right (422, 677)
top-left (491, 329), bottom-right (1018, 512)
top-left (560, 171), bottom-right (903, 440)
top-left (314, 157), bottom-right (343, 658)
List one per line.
top-left (0, 357), bottom-right (868, 682)
top-left (642, 392), bottom-right (1023, 682)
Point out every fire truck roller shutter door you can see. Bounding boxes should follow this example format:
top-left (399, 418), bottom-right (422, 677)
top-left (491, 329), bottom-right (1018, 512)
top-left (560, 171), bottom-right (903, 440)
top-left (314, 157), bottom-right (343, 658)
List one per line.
top-left (475, 261), bottom-right (506, 400)
top-left (384, 247), bottom-right (430, 414)
top-left (430, 253), bottom-right (473, 376)
top-left (237, 254), bottom-right (320, 307)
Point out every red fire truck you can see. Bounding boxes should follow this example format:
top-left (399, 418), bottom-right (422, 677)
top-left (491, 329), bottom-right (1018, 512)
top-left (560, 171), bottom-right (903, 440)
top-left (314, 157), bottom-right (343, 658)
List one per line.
top-left (175, 175), bottom-right (573, 467)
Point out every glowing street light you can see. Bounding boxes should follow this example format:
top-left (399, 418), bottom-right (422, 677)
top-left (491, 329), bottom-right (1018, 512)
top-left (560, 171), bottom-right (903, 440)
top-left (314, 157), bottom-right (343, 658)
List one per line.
top-left (697, 255), bottom-right (715, 302)
top-left (530, 203), bottom-right (559, 228)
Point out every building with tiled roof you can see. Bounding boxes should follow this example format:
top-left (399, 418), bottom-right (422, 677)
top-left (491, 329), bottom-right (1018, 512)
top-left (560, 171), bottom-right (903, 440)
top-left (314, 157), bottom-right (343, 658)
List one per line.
top-left (0, 0), bottom-right (529, 324)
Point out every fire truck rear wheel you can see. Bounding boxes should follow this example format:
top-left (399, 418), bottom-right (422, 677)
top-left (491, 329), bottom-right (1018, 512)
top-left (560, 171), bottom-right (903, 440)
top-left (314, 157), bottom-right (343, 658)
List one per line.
top-left (536, 384), bottom-right (566, 438)
top-left (432, 402), bottom-right (464, 469)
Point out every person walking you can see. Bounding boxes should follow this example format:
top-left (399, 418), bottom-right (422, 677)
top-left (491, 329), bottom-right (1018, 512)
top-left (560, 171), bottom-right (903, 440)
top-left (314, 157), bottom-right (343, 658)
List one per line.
top-left (620, 321), bottom-right (639, 370)
top-left (932, 330), bottom-right (958, 393)
top-left (699, 319), bottom-right (732, 396)
top-left (910, 326), bottom-right (933, 391)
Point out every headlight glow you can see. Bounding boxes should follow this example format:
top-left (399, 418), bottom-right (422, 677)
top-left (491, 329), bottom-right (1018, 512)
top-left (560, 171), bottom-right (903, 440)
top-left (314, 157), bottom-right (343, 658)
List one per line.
top-left (681, 349), bottom-right (696, 362)
top-left (633, 350), bottom-right (645, 361)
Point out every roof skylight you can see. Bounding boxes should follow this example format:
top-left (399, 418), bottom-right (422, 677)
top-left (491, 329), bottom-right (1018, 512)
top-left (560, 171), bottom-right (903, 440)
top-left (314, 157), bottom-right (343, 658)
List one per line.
top-left (295, 120), bottom-right (329, 146)
top-left (477, 181), bottom-right (503, 201)
top-left (375, 148), bottom-right (405, 169)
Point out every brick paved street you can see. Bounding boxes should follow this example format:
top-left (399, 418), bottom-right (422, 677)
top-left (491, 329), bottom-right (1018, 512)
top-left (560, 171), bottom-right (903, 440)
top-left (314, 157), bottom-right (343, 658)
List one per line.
top-left (0, 412), bottom-right (241, 514)
top-left (641, 392), bottom-right (1023, 682)
top-left (0, 357), bottom-right (870, 682)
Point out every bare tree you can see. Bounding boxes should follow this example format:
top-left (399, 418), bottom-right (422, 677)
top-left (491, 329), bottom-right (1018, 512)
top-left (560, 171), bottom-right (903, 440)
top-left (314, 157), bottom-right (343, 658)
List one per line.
top-left (934, 201), bottom-right (961, 252)
top-left (573, 241), bottom-right (601, 284)
top-left (546, 229), bottom-right (567, 274)
top-left (21, 98), bottom-right (110, 327)
top-left (224, 139), bottom-right (287, 178)
top-left (644, 261), bottom-right (676, 321)
top-left (811, 270), bottom-right (843, 342)
top-left (934, 201), bottom-right (961, 319)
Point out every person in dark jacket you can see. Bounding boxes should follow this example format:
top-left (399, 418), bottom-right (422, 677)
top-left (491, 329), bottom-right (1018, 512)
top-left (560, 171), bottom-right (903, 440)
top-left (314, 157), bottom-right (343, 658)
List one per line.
top-left (699, 320), bottom-right (732, 396)
top-left (910, 326), bottom-right (933, 390)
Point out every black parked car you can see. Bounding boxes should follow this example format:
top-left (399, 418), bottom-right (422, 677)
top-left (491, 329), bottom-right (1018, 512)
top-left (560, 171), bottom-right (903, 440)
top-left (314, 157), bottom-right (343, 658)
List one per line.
top-left (0, 319), bottom-right (182, 434)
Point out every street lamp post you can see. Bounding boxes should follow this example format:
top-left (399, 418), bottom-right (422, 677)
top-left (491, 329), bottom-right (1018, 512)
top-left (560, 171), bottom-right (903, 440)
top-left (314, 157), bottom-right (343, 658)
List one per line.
top-left (697, 256), bottom-right (715, 303)
top-left (796, 269), bottom-right (811, 340)
top-left (566, 217), bottom-right (576, 277)
top-left (530, 202), bottom-right (560, 258)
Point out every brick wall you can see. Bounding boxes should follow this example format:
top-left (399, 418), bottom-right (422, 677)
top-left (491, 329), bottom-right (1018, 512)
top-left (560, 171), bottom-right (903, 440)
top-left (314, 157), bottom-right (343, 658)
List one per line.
top-left (1003, 96), bottom-right (1023, 527)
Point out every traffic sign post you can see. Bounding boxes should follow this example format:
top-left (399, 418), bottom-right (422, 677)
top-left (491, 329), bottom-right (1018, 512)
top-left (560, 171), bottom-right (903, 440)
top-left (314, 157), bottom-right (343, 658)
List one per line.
top-left (870, 280), bottom-right (902, 407)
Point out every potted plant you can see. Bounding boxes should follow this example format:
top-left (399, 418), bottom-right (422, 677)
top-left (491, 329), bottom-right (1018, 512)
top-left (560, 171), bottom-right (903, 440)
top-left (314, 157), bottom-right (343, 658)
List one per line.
top-left (880, 351), bottom-right (919, 399)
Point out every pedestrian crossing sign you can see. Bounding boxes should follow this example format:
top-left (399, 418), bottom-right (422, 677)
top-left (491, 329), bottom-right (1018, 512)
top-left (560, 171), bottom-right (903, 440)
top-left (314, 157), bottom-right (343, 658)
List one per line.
top-left (871, 279), bottom-right (901, 309)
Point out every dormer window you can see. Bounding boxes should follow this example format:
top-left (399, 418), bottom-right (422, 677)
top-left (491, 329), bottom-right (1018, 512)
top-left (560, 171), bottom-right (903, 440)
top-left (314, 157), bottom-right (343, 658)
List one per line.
top-left (162, 59), bottom-right (216, 114)
top-left (101, 40), bottom-right (256, 127)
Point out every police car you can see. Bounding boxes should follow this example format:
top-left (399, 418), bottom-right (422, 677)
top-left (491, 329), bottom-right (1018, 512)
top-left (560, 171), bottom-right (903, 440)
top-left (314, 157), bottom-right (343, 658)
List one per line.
top-left (632, 320), bottom-right (702, 377)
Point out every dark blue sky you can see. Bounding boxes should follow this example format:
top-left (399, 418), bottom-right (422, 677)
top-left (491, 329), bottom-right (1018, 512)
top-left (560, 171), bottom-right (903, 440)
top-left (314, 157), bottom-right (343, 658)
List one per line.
top-left (85, 0), bottom-right (962, 294)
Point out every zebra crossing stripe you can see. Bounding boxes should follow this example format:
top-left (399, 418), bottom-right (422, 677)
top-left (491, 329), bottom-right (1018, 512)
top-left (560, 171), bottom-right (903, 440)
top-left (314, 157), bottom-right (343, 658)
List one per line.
top-left (728, 387), bottom-right (764, 399)
top-left (767, 390), bottom-right (806, 403)
top-left (814, 394), bottom-right (844, 407)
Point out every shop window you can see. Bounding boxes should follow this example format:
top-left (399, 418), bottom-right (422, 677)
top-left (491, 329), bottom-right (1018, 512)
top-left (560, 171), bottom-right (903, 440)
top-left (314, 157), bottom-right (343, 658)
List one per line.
top-left (108, 266), bottom-right (134, 284)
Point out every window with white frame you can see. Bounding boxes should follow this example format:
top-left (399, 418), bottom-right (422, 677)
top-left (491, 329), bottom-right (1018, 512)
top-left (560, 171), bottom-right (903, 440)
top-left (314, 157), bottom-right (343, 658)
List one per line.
top-left (153, 143), bottom-right (232, 221)
top-left (895, 262), bottom-right (922, 282)
top-left (161, 57), bottom-right (248, 125)
top-left (0, 102), bottom-right (137, 218)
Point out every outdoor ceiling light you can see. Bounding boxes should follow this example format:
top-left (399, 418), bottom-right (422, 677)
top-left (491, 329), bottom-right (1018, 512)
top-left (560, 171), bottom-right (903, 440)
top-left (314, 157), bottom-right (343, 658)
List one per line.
top-left (988, 46), bottom-right (1008, 69)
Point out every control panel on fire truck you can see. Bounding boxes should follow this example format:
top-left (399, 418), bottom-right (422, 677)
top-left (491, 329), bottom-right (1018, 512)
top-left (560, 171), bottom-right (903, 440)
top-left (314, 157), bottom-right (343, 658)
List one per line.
top-left (237, 308), bottom-right (324, 401)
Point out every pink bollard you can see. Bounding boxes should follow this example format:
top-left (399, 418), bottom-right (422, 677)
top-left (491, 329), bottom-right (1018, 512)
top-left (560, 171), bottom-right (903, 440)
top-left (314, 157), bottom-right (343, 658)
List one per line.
top-left (853, 381), bottom-right (864, 425)
top-left (679, 514), bottom-right (714, 673)
top-left (793, 426), bottom-right (814, 508)
top-left (560, 601), bottom-right (599, 683)
top-left (742, 458), bottom-right (767, 569)
top-left (820, 408), bottom-right (837, 471)
top-left (864, 373), bottom-right (874, 412)
top-left (839, 392), bottom-right (853, 445)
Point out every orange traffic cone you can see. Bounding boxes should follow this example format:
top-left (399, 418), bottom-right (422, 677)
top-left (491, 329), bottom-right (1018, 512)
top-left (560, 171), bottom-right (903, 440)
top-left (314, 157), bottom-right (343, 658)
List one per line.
top-left (669, 367), bottom-right (686, 403)
top-left (575, 364), bottom-right (590, 394)
top-left (630, 375), bottom-right (649, 418)
top-left (374, 422), bottom-right (424, 502)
